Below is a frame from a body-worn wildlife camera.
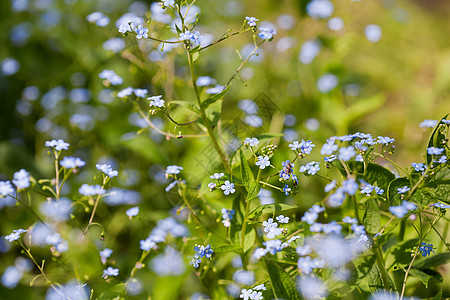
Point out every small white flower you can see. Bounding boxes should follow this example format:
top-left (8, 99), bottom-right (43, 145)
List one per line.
top-left (244, 137), bottom-right (259, 147)
top-left (221, 181), bottom-right (235, 195)
top-left (148, 95), bottom-right (165, 108)
top-left (255, 156), bottom-right (270, 169)
top-left (276, 215), bottom-right (289, 223)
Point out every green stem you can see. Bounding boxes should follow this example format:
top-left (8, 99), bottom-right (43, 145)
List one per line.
top-left (375, 246), bottom-right (390, 291)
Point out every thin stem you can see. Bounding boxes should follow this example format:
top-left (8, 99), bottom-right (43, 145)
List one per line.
top-left (54, 154), bottom-right (60, 199)
top-left (374, 246), bottom-right (390, 291)
top-left (130, 250), bottom-right (151, 278)
top-left (400, 214), bottom-right (440, 299)
top-left (84, 177), bottom-right (107, 235)
top-left (20, 241), bottom-right (64, 297)
top-left (135, 102), bottom-right (207, 138)
top-left (163, 110), bottom-right (201, 126)
top-left (10, 195), bottom-right (45, 224)
top-left (187, 51), bottom-right (231, 172)
top-left (225, 41), bottom-right (264, 87)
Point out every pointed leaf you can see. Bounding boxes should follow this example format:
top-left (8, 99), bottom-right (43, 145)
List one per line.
top-left (240, 149), bottom-right (255, 189)
top-left (249, 203), bottom-right (298, 219)
top-left (264, 259), bottom-right (303, 300)
top-left (363, 198), bottom-right (380, 234)
top-left (200, 85), bottom-right (231, 110)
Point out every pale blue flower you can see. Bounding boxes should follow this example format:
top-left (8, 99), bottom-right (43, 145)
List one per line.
top-left (135, 25), bottom-right (148, 39)
top-left (221, 181), bottom-right (235, 195)
top-left (5, 229), bottom-right (27, 242)
top-left (419, 119), bottom-right (438, 128)
top-left (245, 16), bottom-right (259, 27)
top-left (165, 165), bottom-right (183, 175)
top-left (148, 95), bottom-right (165, 107)
top-left (276, 215), bottom-right (289, 223)
top-left (255, 155), bottom-right (270, 169)
top-left (126, 206), bottom-right (139, 218)
top-left (79, 184), bottom-right (106, 196)
top-left (306, 0), bottom-right (334, 19)
top-left (397, 186), bottom-right (410, 194)
top-left (258, 27), bottom-right (277, 40)
top-left (117, 87), bottom-right (133, 98)
top-left (45, 139), bottom-right (69, 151)
top-left (317, 73), bottom-right (338, 93)
top-left (338, 146), bottom-right (356, 161)
top-left (12, 169), bottom-right (30, 190)
top-left (244, 137), bottom-right (259, 147)
top-left (60, 157), bottom-right (85, 169)
top-left (102, 267), bottom-right (119, 278)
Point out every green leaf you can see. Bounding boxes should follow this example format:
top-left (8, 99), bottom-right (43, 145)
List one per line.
top-left (340, 162), bottom-right (395, 192)
top-left (240, 149), bottom-right (255, 189)
top-left (421, 167), bottom-right (450, 204)
top-left (200, 85), bottom-right (231, 110)
top-left (169, 100), bottom-right (200, 114)
top-left (414, 252), bottom-right (450, 269)
top-left (214, 245), bottom-right (242, 255)
top-left (391, 238), bottom-right (420, 266)
top-left (363, 198), bottom-right (380, 234)
top-left (409, 268), bottom-right (443, 288)
top-left (248, 203), bottom-right (298, 219)
top-left (387, 177), bottom-right (410, 205)
top-left (264, 259), bottom-right (303, 300)
top-left (246, 181), bottom-right (260, 201)
top-left (367, 261), bottom-right (396, 294)
top-left (353, 254), bottom-right (376, 285)
top-left (426, 114), bottom-right (448, 165)
top-left (243, 228), bottom-right (256, 253)
top-left (431, 289), bottom-right (443, 300)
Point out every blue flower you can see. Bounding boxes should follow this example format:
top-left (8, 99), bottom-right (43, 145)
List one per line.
top-left (377, 136), bottom-right (395, 145)
top-left (327, 188), bottom-right (346, 207)
top-left (342, 179), bottom-right (358, 195)
top-left (389, 205), bottom-right (409, 218)
top-left (221, 208), bottom-right (235, 220)
top-left (221, 181), bottom-right (235, 195)
top-left (283, 184), bottom-right (291, 195)
top-left (208, 182), bottom-right (216, 191)
top-left (258, 27), bottom-right (276, 40)
top-left (60, 157), bottom-right (85, 169)
top-left (98, 70), bottom-right (123, 85)
top-left (133, 88), bottom-right (148, 98)
top-left (194, 244), bottom-right (213, 259)
top-left (321, 141), bottom-right (338, 155)
top-left (276, 215), bottom-right (289, 223)
top-left (244, 137), bottom-right (259, 147)
top-left (190, 257), bottom-right (201, 268)
top-left (338, 146), bottom-right (356, 161)
top-left (263, 239), bottom-right (282, 254)
top-left (342, 216), bottom-right (357, 224)
top-left (255, 155), bottom-right (270, 169)
top-left (240, 288), bottom-right (253, 300)
top-left (126, 206), bottom-right (139, 219)
top-left (12, 169), bottom-right (30, 190)
top-left (435, 155), bottom-right (447, 164)
top-left (165, 165), bottom-right (183, 175)
top-left (79, 184), bottom-right (106, 196)
top-left (102, 267), bottom-right (119, 278)
top-left (411, 162), bottom-right (426, 172)
top-left (196, 76), bottom-right (216, 87)
top-left (135, 25), bottom-right (148, 39)
top-left (45, 139), bottom-right (70, 151)
top-left (397, 186), bottom-right (410, 194)
top-left (419, 119), bottom-right (438, 128)
top-left (427, 147), bottom-right (444, 155)
top-left (210, 173), bottom-right (224, 179)
top-left (430, 202), bottom-right (450, 209)
top-left (140, 238), bottom-right (156, 251)
top-left (117, 87), bottom-right (133, 98)
top-left (5, 229), bottom-right (27, 242)
top-left (299, 161), bottom-right (320, 175)
top-left (148, 95), bottom-right (165, 108)
top-left (245, 16), bottom-right (259, 27)
top-left (40, 198), bottom-right (72, 221)
top-left (418, 242), bottom-right (435, 257)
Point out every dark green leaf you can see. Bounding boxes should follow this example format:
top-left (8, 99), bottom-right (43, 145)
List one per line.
top-left (339, 162), bottom-right (395, 192)
top-left (421, 167), bottom-right (450, 204)
top-left (391, 238), bottom-right (420, 266)
top-left (363, 198), bottom-right (380, 234)
top-left (367, 261), bottom-right (396, 294)
top-left (387, 177), bottom-right (410, 205)
top-left (409, 268), bottom-right (433, 288)
top-left (264, 259), bottom-right (303, 300)
top-left (431, 289), bottom-right (442, 300)
top-left (200, 85), bottom-right (231, 110)
top-left (240, 149), bottom-right (255, 189)
top-left (414, 252), bottom-right (450, 269)
top-left (426, 115), bottom-right (448, 165)
top-left (248, 203), bottom-right (298, 219)
top-left (246, 181), bottom-right (260, 201)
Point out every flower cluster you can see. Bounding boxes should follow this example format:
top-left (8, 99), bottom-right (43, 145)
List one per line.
top-left (389, 201), bottom-right (417, 218)
top-left (191, 244), bottom-right (213, 268)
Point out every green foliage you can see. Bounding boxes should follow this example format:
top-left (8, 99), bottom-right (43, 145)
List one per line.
top-left (264, 259), bottom-right (302, 300)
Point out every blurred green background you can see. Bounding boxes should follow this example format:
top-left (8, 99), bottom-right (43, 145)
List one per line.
top-left (0, 0), bottom-right (449, 298)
